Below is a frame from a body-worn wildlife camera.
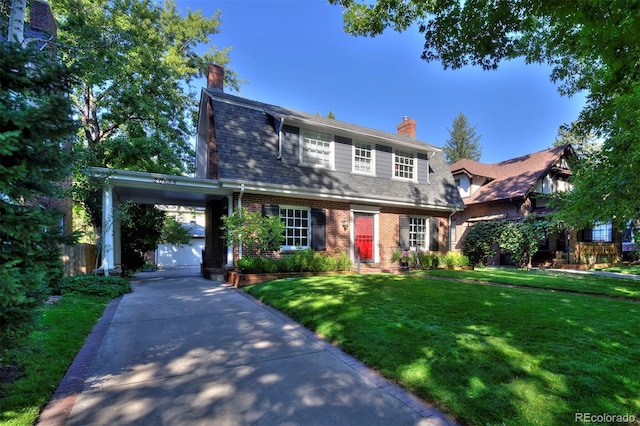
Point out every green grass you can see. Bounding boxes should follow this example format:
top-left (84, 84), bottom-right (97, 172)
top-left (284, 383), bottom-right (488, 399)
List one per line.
top-left (0, 294), bottom-right (110, 426)
top-left (416, 267), bottom-right (640, 299)
top-left (599, 264), bottom-right (640, 276)
top-left (246, 274), bottom-right (640, 426)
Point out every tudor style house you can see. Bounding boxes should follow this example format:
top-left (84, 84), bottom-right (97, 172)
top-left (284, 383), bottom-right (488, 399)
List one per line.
top-left (450, 144), bottom-right (621, 266)
top-left (196, 64), bottom-right (464, 271)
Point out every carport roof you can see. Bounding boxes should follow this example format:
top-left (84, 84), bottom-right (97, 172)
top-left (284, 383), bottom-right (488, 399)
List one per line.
top-left (90, 167), bottom-right (228, 207)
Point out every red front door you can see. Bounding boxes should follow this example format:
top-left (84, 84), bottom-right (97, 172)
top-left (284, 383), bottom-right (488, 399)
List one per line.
top-left (354, 213), bottom-right (374, 262)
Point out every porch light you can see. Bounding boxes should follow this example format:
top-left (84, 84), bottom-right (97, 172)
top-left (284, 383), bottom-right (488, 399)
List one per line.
top-left (341, 218), bottom-right (348, 231)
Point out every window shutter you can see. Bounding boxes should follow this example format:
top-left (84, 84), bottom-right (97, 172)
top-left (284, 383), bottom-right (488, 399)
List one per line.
top-left (399, 216), bottom-right (410, 249)
top-left (262, 204), bottom-right (280, 217)
top-left (311, 208), bottom-right (326, 251)
top-left (581, 227), bottom-right (593, 242)
top-left (429, 218), bottom-right (439, 251)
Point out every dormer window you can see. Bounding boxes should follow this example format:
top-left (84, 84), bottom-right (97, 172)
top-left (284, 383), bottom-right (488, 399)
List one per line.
top-left (393, 149), bottom-right (416, 181)
top-left (353, 141), bottom-right (375, 175)
top-left (300, 129), bottom-right (334, 169)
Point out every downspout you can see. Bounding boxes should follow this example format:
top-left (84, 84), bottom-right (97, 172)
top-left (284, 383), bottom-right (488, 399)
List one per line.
top-left (276, 117), bottom-right (284, 160)
top-left (448, 210), bottom-right (456, 252)
top-left (237, 184), bottom-right (245, 259)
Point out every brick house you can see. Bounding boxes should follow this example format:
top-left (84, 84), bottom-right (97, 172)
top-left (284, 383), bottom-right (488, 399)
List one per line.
top-left (450, 145), bottom-right (573, 266)
top-left (450, 144), bottom-right (622, 266)
top-left (197, 64), bottom-right (464, 271)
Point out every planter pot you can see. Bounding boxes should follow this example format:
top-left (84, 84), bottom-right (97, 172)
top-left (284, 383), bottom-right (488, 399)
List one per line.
top-left (447, 266), bottom-right (474, 271)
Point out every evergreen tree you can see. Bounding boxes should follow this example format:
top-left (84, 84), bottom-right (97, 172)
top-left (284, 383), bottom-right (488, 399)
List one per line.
top-left (442, 112), bottom-right (482, 164)
top-left (0, 43), bottom-right (78, 351)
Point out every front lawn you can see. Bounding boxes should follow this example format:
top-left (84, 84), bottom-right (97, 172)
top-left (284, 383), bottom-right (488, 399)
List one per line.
top-left (247, 274), bottom-right (640, 426)
top-left (417, 267), bottom-right (640, 299)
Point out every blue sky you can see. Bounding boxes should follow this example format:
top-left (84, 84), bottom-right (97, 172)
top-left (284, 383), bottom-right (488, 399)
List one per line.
top-left (179, 0), bottom-right (586, 164)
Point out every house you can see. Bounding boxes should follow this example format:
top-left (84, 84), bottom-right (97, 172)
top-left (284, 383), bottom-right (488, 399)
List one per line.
top-left (196, 64), bottom-right (464, 271)
top-left (450, 145), bottom-right (572, 266)
top-left (450, 144), bottom-right (621, 266)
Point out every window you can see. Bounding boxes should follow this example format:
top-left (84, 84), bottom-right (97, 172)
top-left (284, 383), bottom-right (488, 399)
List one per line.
top-left (281, 207), bottom-right (310, 249)
top-left (409, 217), bottom-right (428, 248)
top-left (591, 221), bottom-right (613, 242)
top-left (394, 149), bottom-right (415, 180)
top-left (353, 141), bottom-right (374, 175)
top-left (451, 219), bottom-right (457, 243)
top-left (300, 130), bottom-right (333, 168)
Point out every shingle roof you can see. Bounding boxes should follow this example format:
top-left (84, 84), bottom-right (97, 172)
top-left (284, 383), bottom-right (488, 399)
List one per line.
top-left (450, 145), bottom-right (573, 205)
top-left (204, 89), bottom-right (464, 211)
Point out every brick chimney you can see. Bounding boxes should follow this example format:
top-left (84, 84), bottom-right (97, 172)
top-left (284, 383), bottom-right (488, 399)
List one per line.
top-left (397, 116), bottom-right (416, 138)
top-left (29, 0), bottom-right (57, 39)
top-left (207, 64), bottom-right (224, 90)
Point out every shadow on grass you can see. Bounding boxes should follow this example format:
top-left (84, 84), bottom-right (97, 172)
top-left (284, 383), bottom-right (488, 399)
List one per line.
top-left (248, 274), bottom-right (640, 426)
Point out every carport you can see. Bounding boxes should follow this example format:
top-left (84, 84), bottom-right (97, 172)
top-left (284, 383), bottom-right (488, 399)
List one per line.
top-left (90, 167), bottom-right (235, 275)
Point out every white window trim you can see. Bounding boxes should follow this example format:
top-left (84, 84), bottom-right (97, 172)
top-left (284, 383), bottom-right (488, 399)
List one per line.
top-left (409, 215), bottom-right (429, 250)
top-left (280, 205), bottom-right (311, 251)
top-left (351, 141), bottom-right (376, 176)
top-left (392, 148), bottom-right (418, 182)
top-left (299, 129), bottom-right (335, 170)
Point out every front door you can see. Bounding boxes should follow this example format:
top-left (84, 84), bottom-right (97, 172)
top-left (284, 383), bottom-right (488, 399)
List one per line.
top-left (354, 213), bottom-right (374, 262)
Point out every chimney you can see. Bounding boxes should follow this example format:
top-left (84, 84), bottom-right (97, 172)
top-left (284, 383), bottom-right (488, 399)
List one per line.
top-left (207, 64), bottom-right (224, 90)
top-left (397, 116), bottom-right (416, 138)
top-left (29, 0), bottom-right (57, 39)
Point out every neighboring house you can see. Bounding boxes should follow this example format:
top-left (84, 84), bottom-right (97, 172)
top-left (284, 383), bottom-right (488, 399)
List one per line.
top-left (450, 144), bottom-right (622, 266)
top-left (196, 64), bottom-right (464, 271)
top-left (451, 145), bottom-right (572, 266)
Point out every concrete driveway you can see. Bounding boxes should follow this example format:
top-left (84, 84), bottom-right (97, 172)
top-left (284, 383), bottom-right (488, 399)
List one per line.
top-left (38, 267), bottom-right (457, 425)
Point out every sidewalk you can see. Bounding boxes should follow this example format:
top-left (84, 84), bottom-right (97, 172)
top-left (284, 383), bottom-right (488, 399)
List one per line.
top-left (38, 268), bottom-right (458, 426)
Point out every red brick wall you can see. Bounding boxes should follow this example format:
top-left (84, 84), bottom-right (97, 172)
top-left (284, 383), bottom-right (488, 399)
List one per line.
top-left (229, 192), bottom-right (451, 268)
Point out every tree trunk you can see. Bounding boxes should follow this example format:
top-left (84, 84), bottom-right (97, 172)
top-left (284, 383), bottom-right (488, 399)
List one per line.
top-left (8, 0), bottom-right (27, 44)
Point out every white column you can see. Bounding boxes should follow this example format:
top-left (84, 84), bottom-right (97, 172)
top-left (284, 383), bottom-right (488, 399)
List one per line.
top-left (226, 196), bottom-right (234, 267)
top-left (102, 184), bottom-right (115, 275)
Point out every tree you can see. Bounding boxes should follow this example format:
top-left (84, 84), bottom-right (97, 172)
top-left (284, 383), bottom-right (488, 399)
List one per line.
top-left (461, 220), bottom-right (504, 266)
top-left (329, 0), bottom-right (640, 230)
top-left (52, 0), bottom-right (240, 261)
top-left (443, 112), bottom-right (482, 164)
top-left (0, 43), bottom-right (78, 351)
top-left (119, 201), bottom-right (166, 271)
top-left (220, 208), bottom-right (285, 257)
top-left (498, 215), bottom-right (549, 269)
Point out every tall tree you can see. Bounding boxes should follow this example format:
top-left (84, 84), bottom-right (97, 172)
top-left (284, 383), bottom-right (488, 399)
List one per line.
top-left (51, 0), bottom-right (240, 265)
top-left (0, 43), bottom-right (78, 351)
top-left (329, 0), bottom-right (640, 230)
top-left (442, 112), bottom-right (482, 164)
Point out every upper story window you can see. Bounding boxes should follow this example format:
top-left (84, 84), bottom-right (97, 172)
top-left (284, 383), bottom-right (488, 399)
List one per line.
top-left (300, 130), bottom-right (334, 168)
top-left (353, 141), bottom-right (375, 175)
top-left (394, 149), bottom-right (416, 181)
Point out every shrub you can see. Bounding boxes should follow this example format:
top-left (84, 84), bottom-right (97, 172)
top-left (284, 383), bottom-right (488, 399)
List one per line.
top-left (443, 252), bottom-right (470, 268)
top-left (462, 221), bottom-right (505, 266)
top-left (416, 252), bottom-right (441, 269)
top-left (58, 275), bottom-right (131, 299)
top-left (335, 252), bottom-right (352, 271)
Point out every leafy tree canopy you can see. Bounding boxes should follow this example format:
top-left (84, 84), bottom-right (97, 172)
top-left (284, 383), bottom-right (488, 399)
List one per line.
top-left (330, 0), bottom-right (640, 229)
top-left (52, 0), bottom-right (240, 224)
top-left (443, 112), bottom-right (482, 164)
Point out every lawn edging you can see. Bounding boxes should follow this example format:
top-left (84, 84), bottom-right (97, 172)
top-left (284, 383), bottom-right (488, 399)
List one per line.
top-left (226, 270), bottom-right (355, 287)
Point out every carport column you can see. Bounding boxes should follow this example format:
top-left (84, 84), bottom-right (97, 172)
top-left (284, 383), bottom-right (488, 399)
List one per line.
top-left (226, 196), bottom-right (234, 267)
top-left (102, 184), bottom-right (115, 274)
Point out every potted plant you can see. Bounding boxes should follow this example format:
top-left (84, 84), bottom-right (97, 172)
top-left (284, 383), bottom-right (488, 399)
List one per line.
top-left (391, 249), bottom-right (413, 269)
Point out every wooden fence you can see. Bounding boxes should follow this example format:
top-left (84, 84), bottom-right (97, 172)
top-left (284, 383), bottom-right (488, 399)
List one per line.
top-left (62, 243), bottom-right (97, 276)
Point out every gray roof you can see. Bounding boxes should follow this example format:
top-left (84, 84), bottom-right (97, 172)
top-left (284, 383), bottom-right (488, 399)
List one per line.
top-left (206, 88), bottom-right (464, 211)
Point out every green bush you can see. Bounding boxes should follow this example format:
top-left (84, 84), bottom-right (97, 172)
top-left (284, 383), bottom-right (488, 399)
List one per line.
top-left (336, 251), bottom-right (352, 271)
top-left (443, 252), bottom-right (470, 268)
top-left (462, 221), bottom-right (505, 266)
top-left (236, 251), bottom-right (351, 273)
top-left (58, 275), bottom-right (131, 299)
top-left (416, 252), bottom-right (441, 269)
